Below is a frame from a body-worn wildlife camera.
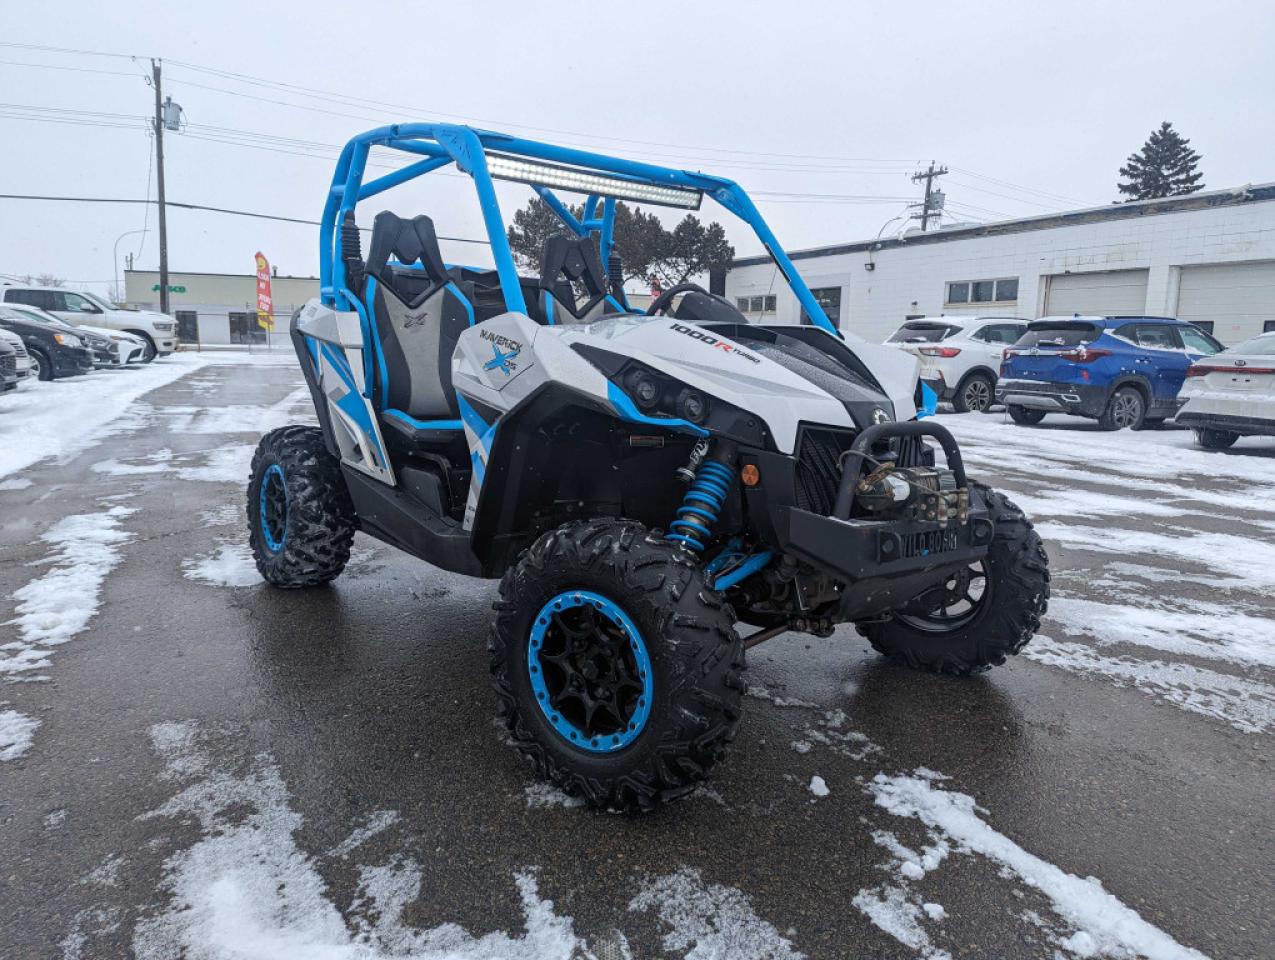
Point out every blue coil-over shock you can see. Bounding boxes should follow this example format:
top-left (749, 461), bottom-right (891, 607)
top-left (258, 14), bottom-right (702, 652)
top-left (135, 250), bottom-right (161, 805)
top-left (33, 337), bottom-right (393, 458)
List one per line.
top-left (666, 440), bottom-right (737, 552)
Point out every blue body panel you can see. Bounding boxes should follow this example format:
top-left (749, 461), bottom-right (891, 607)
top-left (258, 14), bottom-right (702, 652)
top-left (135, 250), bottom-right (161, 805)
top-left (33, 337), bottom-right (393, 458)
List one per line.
top-left (1000, 317), bottom-right (1220, 419)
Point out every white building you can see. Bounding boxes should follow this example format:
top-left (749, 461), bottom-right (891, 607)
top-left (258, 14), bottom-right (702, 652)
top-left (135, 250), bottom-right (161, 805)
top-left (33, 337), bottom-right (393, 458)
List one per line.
top-left (726, 183), bottom-right (1275, 344)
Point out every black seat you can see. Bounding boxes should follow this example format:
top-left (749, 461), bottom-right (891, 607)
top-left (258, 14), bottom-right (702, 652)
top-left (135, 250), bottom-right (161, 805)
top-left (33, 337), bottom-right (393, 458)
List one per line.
top-left (537, 235), bottom-right (620, 324)
top-left (363, 212), bottom-right (474, 436)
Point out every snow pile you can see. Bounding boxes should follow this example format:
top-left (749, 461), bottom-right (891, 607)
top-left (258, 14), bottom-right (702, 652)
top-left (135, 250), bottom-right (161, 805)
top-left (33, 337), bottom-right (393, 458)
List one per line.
top-left (869, 771), bottom-right (1209, 960)
top-left (329, 810), bottom-right (401, 858)
top-left (852, 885), bottom-right (949, 960)
top-left (629, 867), bottom-right (804, 960)
top-left (807, 775), bottom-right (829, 798)
top-left (799, 709), bottom-right (880, 762)
top-left (0, 708), bottom-right (40, 761)
top-left (0, 354), bottom-right (211, 479)
top-left (524, 783), bottom-right (585, 810)
top-left (1025, 637), bottom-right (1275, 734)
top-left (161, 386), bottom-right (313, 436)
top-left (131, 721), bottom-right (587, 960)
top-left (1047, 595), bottom-right (1275, 669)
top-left (3, 506), bottom-right (135, 678)
top-left (0, 477), bottom-right (32, 490)
top-left (182, 542), bottom-right (260, 588)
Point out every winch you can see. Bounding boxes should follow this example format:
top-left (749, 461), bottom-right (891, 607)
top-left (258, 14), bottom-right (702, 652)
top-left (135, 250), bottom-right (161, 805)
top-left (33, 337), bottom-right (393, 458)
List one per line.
top-left (854, 463), bottom-right (970, 527)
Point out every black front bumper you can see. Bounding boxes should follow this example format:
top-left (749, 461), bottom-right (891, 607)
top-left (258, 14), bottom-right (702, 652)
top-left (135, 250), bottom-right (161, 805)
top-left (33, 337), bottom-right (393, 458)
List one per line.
top-left (995, 378), bottom-right (1109, 418)
top-left (746, 421), bottom-right (993, 620)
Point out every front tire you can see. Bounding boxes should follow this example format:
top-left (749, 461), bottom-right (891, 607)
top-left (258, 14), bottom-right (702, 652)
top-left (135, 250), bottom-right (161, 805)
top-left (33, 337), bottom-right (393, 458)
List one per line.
top-left (491, 519), bottom-right (744, 811)
top-left (953, 373), bottom-right (995, 413)
top-left (1007, 404), bottom-right (1045, 425)
top-left (29, 348), bottom-right (52, 381)
top-left (127, 331), bottom-right (158, 363)
top-left (859, 484), bottom-right (1049, 676)
top-left (247, 425), bottom-right (356, 587)
top-left (1194, 427), bottom-right (1239, 450)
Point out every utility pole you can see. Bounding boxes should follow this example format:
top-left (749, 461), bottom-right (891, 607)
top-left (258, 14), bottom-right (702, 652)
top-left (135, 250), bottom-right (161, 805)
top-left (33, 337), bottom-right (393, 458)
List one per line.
top-left (911, 162), bottom-right (948, 231)
top-left (151, 58), bottom-right (170, 315)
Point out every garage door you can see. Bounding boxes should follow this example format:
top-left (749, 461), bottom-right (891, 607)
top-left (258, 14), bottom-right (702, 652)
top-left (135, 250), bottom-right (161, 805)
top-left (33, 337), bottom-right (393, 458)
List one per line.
top-left (1044, 269), bottom-right (1149, 317)
top-left (1177, 261), bottom-right (1275, 343)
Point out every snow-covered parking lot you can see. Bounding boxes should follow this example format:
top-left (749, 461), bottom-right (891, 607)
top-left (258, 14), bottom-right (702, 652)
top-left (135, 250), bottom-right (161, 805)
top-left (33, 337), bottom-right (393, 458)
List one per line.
top-left (0, 355), bottom-right (1271, 960)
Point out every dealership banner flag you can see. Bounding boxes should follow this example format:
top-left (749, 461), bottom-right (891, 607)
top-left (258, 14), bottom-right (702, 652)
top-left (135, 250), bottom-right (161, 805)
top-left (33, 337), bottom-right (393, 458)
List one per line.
top-left (255, 252), bottom-right (275, 332)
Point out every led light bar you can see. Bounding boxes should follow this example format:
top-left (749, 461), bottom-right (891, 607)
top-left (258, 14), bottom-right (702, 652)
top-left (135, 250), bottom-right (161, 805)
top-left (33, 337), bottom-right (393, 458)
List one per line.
top-left (485, 153), bottom-right (702, 210)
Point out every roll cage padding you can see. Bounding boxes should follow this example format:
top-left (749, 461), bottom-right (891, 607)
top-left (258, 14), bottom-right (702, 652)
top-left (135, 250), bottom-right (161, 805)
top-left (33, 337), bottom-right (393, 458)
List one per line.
top-left (367, 211), bottom-right (450, 305)
top-left (538, 235), bottom-right (611, 321)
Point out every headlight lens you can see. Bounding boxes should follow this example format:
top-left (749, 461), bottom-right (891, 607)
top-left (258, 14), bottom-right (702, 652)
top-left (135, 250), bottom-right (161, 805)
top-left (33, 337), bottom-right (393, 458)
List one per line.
top-left (53, 333), bottom-right (83, 346)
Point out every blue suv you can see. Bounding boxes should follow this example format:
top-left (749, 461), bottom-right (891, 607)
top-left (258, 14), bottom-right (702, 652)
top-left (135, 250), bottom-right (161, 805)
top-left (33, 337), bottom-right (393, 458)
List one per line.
top-left (996, 316), bottom-right (1224, 429)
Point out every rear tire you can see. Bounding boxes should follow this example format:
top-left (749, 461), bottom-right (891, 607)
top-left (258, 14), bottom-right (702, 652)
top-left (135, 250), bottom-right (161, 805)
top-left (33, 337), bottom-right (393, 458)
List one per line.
top-left (491, 518), bottom-right (744, 812)
top-left (858, 484), bottom-right (1049, 676)
top-left (247, 425), bottom-right (356, 587)
top-left (1098, 386), bottom-right (1146, 430)
top-left (1007, 404), bottom-right (1045, 425)
top-left (953, 373), bottom-right (995, 413)
top-left (1194, 427), bottom-right (1239, 450)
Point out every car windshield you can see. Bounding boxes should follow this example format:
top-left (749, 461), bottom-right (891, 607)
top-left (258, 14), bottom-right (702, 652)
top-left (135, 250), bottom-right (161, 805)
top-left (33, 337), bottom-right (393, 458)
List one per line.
top-left (1227, 333), bottom-right (1275, 355)
top-left (6, 305), bottom-right (60, 325)
top-left (1016, 323), bottom-right (1099, 348)
top-left (887, 322), bottom-right (960, 343)
top-left (81, 291), bottom-right (133, 311)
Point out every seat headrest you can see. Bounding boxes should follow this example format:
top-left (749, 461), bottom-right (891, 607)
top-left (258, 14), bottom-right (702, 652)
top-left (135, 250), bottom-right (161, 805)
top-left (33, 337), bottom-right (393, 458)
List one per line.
top-left (539, 235), bottom-right (607, 300)
top-left (367, 212), bottom-right (449, 286)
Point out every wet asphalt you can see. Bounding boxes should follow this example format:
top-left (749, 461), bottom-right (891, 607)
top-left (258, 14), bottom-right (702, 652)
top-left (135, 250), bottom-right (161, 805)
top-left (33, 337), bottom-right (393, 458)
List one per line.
top-left (0, 358), bottom-right (1271, 959)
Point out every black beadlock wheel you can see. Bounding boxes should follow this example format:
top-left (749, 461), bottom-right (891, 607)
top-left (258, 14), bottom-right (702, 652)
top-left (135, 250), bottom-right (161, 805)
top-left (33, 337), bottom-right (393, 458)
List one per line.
top-left (1007, 404), bottom-right (1046, 425)
top-left (490, 518), bottom-right (745, 812)
top-left (858, 483), bottom-right (1049, 676)
top-left (247, 425), bottom-right (356, 587)
top-left (953, 373), bottom-right (994, 413)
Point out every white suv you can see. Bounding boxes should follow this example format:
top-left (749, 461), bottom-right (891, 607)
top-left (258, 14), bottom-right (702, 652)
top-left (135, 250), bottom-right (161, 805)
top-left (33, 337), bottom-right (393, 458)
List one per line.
top-left (885, 316), bottom-right (1028, 412)
top-left (1, 286), bottom-right (177, 360)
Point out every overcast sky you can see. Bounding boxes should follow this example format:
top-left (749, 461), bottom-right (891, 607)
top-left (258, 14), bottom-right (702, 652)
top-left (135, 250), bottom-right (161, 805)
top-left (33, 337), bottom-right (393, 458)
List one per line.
top-left (1, 0), bottom-right (1272, 297)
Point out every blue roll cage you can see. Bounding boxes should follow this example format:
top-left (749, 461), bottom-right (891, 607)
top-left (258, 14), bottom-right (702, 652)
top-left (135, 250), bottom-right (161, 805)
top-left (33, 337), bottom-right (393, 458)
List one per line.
top-left (320, 123), bottom-right (838, 337)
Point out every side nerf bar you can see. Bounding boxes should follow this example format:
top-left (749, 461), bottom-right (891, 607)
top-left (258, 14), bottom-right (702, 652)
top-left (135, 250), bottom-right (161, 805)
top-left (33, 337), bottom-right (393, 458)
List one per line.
top-left (832, 421), bottom-right (969, 520)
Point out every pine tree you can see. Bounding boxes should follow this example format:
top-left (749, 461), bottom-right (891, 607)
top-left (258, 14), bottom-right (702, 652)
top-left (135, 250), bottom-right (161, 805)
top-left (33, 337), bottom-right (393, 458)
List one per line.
top-left (1117, 122), bottom-right (1204, 201)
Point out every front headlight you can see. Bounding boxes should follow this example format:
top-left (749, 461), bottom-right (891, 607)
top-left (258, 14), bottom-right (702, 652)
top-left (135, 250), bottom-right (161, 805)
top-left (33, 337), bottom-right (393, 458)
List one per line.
top-left (53, 333), bottom-right (83, 347)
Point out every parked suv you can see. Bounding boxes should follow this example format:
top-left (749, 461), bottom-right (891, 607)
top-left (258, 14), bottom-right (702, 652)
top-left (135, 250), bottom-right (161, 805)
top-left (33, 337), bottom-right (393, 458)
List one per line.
top-left (0, 304), bottom-right (95, 380)
top-left (886, 316), bottom-right (1028, 412)
top-left (1, 286), bottom-right (176, 360)
top-left (997, 316), bottom-right (1223, 430)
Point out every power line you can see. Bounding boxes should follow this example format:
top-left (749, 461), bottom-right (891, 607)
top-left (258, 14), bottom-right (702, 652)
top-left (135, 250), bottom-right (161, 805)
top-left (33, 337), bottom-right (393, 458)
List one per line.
top-left (0, 192), bottom-right (491, 244)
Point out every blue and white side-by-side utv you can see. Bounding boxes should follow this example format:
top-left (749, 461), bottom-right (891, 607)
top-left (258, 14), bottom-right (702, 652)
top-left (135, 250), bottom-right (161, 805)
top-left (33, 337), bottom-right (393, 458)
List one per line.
top-left (247, 123), bottom-right (1050, 811)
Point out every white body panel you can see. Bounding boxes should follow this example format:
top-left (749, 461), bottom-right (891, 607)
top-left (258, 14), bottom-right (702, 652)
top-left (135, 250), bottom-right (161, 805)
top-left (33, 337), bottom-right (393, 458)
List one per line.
top-left (1177, 339), bottom-right (1275, 431)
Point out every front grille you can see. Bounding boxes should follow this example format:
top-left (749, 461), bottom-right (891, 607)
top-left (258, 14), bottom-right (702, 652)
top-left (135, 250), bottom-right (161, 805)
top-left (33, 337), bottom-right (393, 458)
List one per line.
top-left (794, 427), bottom-right (855, 516)
top-left (9, 340), bottom-right (26, 357)
top-left (0, 355), bottom-right (15, 379)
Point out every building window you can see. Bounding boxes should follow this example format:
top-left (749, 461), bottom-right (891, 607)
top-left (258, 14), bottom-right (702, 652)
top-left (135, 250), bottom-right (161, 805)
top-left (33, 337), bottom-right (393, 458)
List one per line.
top-left (946, 277), bottom-right (1019, 305)
top-left (1264, 320), bottom-right (1275, 333)
top-left (802, 287), bottom-right (842, 327)
top-left (228, 311), bottom-right (266, 344)
top-left (735, 294), bottom-right (777, 315)
top-left (175, 310), bottom-right (199, 344)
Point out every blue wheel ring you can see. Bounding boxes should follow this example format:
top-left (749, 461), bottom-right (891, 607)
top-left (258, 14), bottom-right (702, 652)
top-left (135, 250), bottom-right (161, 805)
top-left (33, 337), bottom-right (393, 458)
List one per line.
top-left (259, 463), bottom-right (289, 553)
top-left (527, 590), bottom-right (654, 753)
